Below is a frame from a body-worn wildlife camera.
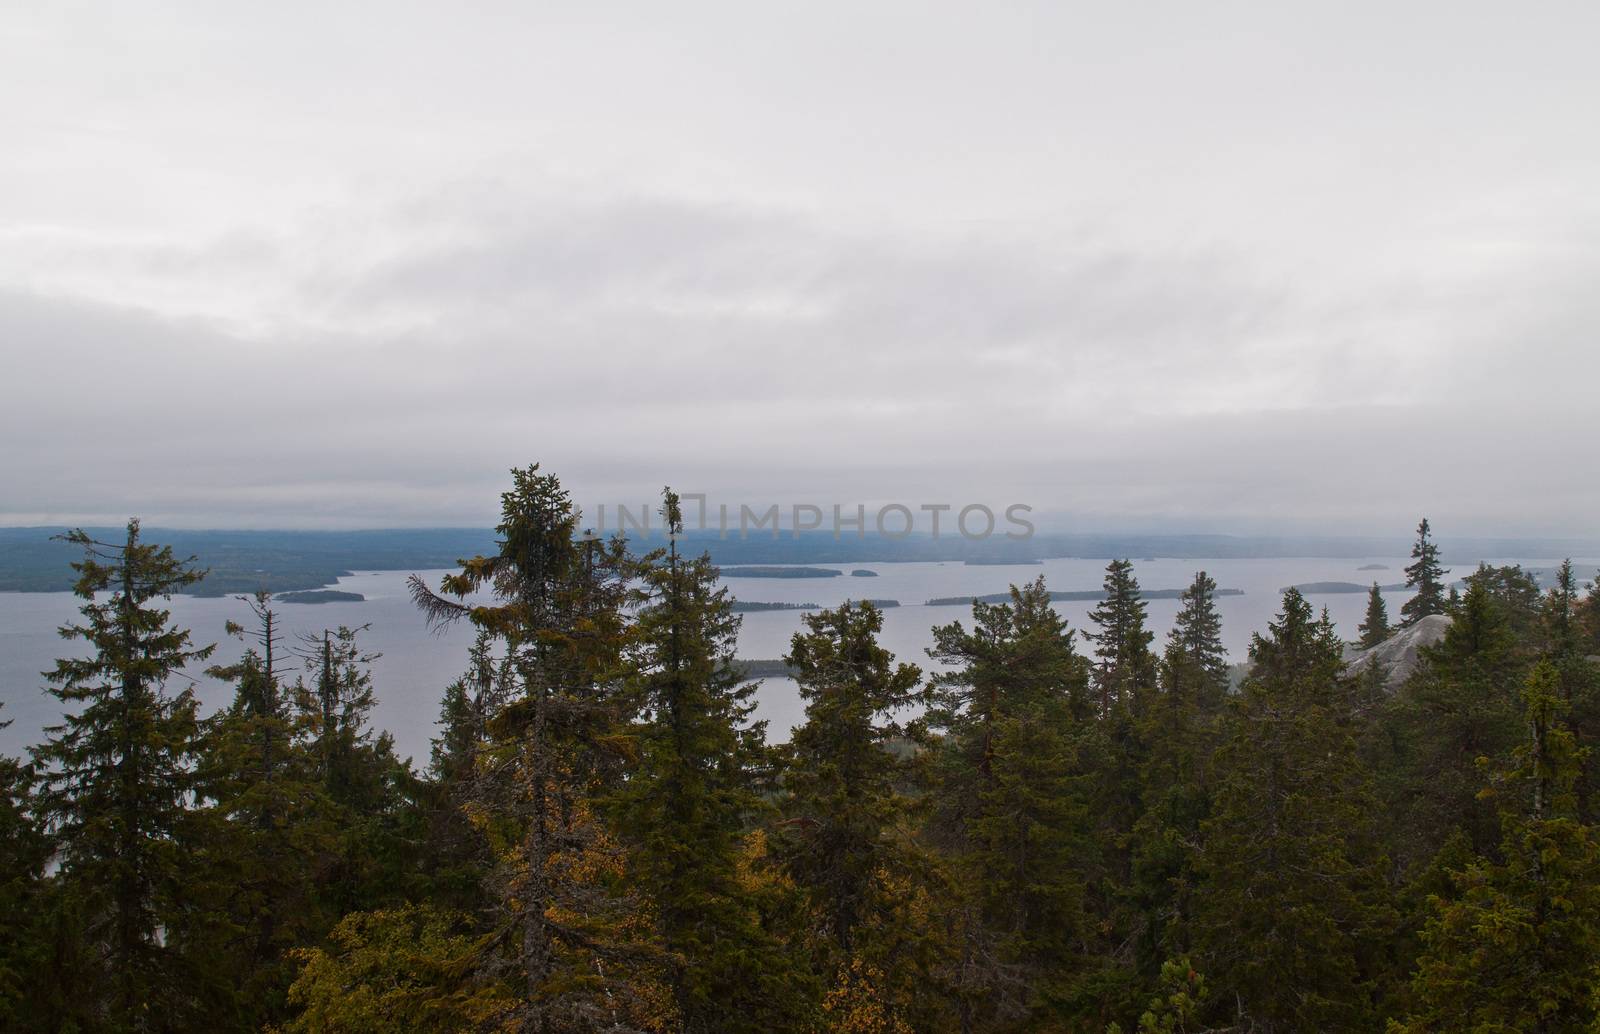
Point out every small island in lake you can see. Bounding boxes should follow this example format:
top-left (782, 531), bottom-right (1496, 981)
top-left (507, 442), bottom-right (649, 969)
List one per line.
top-left (275, 589), bottom-right (365, 604)
top-left (850, 569), bottom-right (878, 577)
top-left (963, 558), bottom-right (1043, 566)
top-left (1287, 581), bottom-right (1405, 594)
top-left (730, 601), bottom-right (821, 613)
top-left (1357, 563), bottom-right (1390, 571)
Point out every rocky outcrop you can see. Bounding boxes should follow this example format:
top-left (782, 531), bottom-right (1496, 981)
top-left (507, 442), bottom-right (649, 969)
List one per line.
top-left (1342, 614), bottom-right (1451, 691)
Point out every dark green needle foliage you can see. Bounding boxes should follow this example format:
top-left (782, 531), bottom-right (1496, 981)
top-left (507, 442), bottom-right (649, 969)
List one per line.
top-left (923, 577), bottom-right (1095, 1025)
top-left (1401, 518), bottom-right (1449, 627)
top-left (1085, 559), bottom-right (1158, 716)
top-left (29, 521), bottom-right (217, 1028)
top-left (1194, 589), bottom-right (1392, 1033)
top-left (1359, 582), bottom-right (1392, 648)
top-left (1395, 662), bottom-right (1600, 1033)
top-left (610, 489), bottom-right (815, 1032)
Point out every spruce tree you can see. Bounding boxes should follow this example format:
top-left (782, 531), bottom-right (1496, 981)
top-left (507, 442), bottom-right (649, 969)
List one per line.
top-left (774, 601), bottom-right (949, 1031)
top-left (1163, 570), bottom-right (1229, 708)
top-left (1385, 573), bottom-right (1526, 867)
top-left (611, 490), bottom-right (814, 1032)
top-left (1401, 518), bottom-right (1449, 626)
top-left (1194, 589), bottom-right (1391, 1031)
top-left (195, 591), bottom-right (334, 1026)
top-left (0, 705), bottom-right (49, 1028)
top-left (923, 577), bottom-right (1094, 1024)
top-left (29, 521), bottom-right (216, 1027)
top-left (1540, 560), bottom-right (1600, 827)
top-left (1124, 574), bottom-right (1229, 1002)
top-left (1086, 559), bottom-right (1157, 716)
top-left (410, 464), bottom-right (660, 1031)
top-left (1544, 559), bottom-right (1580, 659)
top-left (420, 632), bottom-right (501, 915)
top-left (1359, 582), bottom-right (1391, 648)
top-left (294, 624), bottom-right (379, 805)
top-left (1395, 661), bottom-right (1600, 1032)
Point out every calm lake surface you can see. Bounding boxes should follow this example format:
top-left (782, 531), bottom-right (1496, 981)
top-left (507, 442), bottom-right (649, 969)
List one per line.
top-left (2, 555), bottom-right (1588, 764)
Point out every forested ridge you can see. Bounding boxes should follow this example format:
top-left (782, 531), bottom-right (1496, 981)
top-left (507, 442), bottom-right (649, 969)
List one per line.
top-left (4, 468), bottom-right (1600, 1032)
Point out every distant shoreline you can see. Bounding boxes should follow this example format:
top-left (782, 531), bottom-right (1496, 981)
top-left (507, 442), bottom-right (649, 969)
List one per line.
top-left (3, 526), bottom-right (1593, 595)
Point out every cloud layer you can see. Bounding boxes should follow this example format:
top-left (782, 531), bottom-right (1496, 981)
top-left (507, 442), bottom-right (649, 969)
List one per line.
top-left (3, 2), bottom-right (1597, 535)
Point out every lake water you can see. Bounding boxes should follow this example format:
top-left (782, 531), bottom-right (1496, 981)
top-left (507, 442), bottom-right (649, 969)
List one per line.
top-left (2, 556), bottom-right (1588, 765)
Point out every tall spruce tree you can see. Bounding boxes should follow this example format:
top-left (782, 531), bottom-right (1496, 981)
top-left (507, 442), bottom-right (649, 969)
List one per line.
top-left (1163, 570), bottom-right (1229, 709)
top-left (1395, 661), bottom-right (1600, 1032)
top-left (410, 464), bottom-right (661, 1031)
top-left (1401, 518), bottom-right (1449, 626)
top-left (1384, 573), bottom-right (1526, 867)
top-left (611, 490), bottom-right (814, 1032)
top-left (774, 601), bottom-right (950, 1031)
top-left (1543, 560), bottom-right (1580, 659)
top-left (294, 624), bottom-right (379, 805)
top-left (1194, 589), bottom-right (1392, 1032)
top-left (923, 577), bottom-right (1094, 1025)
top-left (1123, 573), bottom-right (1230, 1003)
top-left (1359, 583), bottom-right (1392, 648)
top-left (195, 591), bottom-right (334, 1026)
top-left (420, 632), bottom-right (501, 915)
top-left (0, 705), bottom-right (49, 1029)
top-left (30, 521), bottom-right (216, 1027)
top-left (1086, 559), bottom-right (1157, 716)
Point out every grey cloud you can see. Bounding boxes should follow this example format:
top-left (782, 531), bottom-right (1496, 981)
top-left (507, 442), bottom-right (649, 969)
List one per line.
top-left (2, 2), bottom-right (1598, 535)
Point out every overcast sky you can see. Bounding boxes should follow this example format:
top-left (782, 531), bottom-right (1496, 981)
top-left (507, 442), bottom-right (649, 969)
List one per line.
top-left (2, 2), bottom-right (1597, 536)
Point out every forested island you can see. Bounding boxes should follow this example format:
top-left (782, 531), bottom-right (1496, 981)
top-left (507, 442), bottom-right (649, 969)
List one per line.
top-left (4, 474), bottom-right (1600, 1033)
top-left (274, 589), bottom-right (365, 604)
top-left (1288, 580), bottom-right (1406, 594)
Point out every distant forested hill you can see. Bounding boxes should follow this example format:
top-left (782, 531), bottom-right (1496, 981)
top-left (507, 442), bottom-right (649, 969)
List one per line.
top-left (0, 527), bottom-right (497, 594)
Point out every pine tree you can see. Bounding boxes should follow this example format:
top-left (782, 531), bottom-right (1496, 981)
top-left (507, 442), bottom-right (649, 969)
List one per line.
top-left (611, 490), bottom-right (815, 1032)
top-left (410, 464), bottom-right (662, 1031)
top-left (1359, 582), bottom-right (1391, 648)
top-left (1401, 518), bottom-right (1449, 626)
top-left (1194, 589), bottom-right (1391, 1032)
top-left (1163, 570), bottom-right (1229, 709)
top-left (923, 577), bottom-right (1094, 1024)
top-left (1086, 559), bottom-right (1157, 716)
top-left (29, 521), bottom-right (217, 1027)
top-left (1395, 662), bottom-right (1600, 1032)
